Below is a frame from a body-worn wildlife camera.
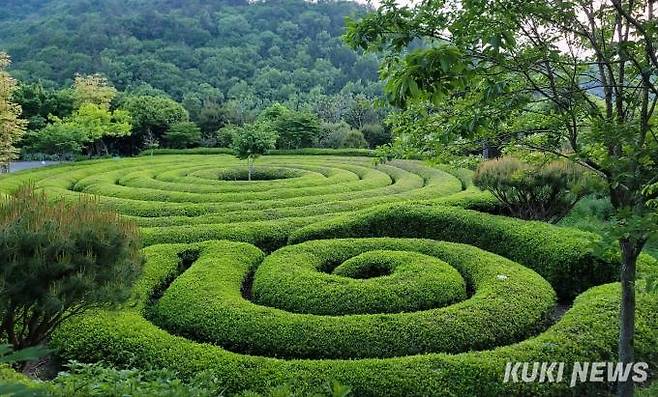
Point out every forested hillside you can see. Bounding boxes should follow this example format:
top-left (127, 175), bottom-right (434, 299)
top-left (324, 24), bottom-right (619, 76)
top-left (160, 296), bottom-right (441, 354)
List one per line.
top-left (0, 0), bottom-right (380, 107)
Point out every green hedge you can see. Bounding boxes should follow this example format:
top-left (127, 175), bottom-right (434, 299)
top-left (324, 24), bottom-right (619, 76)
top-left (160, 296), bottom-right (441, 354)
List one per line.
top-left (73, 164), bottom-right (402, 205)
top-left (50, 239), bottom-right (658, 396)
top-left (139, 164), bottom-right (354, 192)
top-left (0, 155), bottom-right (474, 253)
top-left (4, 154), bottom-right (656, 395)
top-left (290, 202), bottom-right (622, 301)
top-left (255, 249), bottom-right (467, 315)
top-left (146, 239), bottom-right (554, 359)
top-left (139, 147), bottom-right (376, 157)
top-left (0, 154), bottom-right (463, 219)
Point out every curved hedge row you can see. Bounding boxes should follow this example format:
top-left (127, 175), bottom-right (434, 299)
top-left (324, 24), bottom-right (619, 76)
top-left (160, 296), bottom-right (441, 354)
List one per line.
top-left (1, 153), bottom-right (656, 396)
top-left (0, 155), bottom-right (465, 252)
top-left (146, 239), bottom-right (554, 359)
top-left (139, 147), bottom-right (376, 157)
top-left (254, 248), bottom-right (467, 315)
top-left (290, 202), bottom-right (621, 301)
top-left (50, 239), bottom-right (658, 396)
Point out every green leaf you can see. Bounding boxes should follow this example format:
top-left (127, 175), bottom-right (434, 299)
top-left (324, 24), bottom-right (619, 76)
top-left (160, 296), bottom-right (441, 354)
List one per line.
top-left (0, 345), bottom-right (50, 364)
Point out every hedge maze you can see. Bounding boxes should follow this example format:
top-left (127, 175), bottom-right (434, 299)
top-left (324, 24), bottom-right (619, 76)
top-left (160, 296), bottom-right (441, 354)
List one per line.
top-left (1, 154), bottom-right (657, 396)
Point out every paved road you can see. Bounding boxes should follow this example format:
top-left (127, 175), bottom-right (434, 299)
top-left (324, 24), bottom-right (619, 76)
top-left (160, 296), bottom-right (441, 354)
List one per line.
top-left (8, 161), bottom-right (62, 173)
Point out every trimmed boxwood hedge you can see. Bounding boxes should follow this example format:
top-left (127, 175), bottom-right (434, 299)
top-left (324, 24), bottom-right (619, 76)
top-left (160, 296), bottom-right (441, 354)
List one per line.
top-left (254, 249), bottom-right (467, 315)
top-left (0, 155), bottom-right (471, 252)
top-left (147, 239), bottom-right (554, 359)
top-left (0, 155), bottom-right (463, 219)
top-left (50, 239), bottom-right (658, 396)
top-left (290, 202), bottom-right (622, 301)
top-left (139, 147), bottom-right (376, 157)
top-left (2, 153), bottom-right (656, 396)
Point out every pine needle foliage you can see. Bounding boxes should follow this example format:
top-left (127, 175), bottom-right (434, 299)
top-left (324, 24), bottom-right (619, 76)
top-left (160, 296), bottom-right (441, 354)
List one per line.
top-left (0, 186), bottom-right (143, 349)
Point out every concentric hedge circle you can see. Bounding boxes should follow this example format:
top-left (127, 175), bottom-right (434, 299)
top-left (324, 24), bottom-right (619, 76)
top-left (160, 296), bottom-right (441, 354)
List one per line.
top-left (1, 153), bottom-right (656, 396)
top-left (147, 238), bottom-right (554, 359)
top-left (290, 202), bottom-right (620, 301)
top-left (50, 238), bottom-right (658, 397)
top-left (254, 248), bottom-right (468, 315)
top-left (0, 155), bottom-right (463, 251)
top-left (202, 166), bottom-right (307, 181)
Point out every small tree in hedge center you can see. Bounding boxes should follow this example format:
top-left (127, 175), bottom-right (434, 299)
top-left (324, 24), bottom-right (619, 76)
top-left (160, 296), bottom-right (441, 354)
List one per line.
top-left (231, 122), bottom-right (278, 181)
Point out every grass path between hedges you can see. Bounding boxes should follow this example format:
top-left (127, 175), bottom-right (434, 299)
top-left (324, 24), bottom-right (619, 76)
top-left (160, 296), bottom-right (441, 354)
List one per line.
top-left (560, 196), bottom-right (658, 260)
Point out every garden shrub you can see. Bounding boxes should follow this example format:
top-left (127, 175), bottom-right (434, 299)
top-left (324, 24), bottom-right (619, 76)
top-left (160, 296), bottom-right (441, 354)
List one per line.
top-left (215, 125), bottom-right (238, 148)
top-left (49, 239), bottom-right (658, 397)
top-left (290, 202), bottom-right (621, 301)
top-left (319, 122), bottom-right (368, 149)
top-left (0, 186), bottom-right (143, 350)
top-left (340, 129), bottom-right (368, 149)
top-left (473, 157), bottom-right (595, 223)
top-left (147, 240), bottom-right (553, 359)
top-left (0, 362), bottom-right (354, 397)
top-left (23, 122), bottom-right (87, 157)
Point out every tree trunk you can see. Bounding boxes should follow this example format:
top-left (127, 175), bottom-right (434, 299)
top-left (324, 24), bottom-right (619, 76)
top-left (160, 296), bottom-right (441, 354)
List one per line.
top-left (102, 139), bottom-right (110, 156)
top-left (482, 140), bottom-right (501, 159)
top-left (130, 133), bottom-right (136, 156)
top-left (248, 157), bottom-right (253, 181)
top-left (617, 238), bottom-right (638, 397)
top-left (94, 141), bottom-right (103, 157)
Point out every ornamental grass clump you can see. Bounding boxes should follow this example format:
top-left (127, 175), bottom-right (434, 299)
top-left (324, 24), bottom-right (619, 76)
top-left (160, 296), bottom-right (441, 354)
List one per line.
top-left (0, 186), bottom-right (143, 350)
top-left (474, 157), bottom-right (594, 223)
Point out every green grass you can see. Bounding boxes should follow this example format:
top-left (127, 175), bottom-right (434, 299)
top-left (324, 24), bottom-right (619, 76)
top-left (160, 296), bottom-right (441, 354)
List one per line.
top-left (561, 195), bottom-right (658, 258)
top-left (638, 381), bottom-right (658, 397)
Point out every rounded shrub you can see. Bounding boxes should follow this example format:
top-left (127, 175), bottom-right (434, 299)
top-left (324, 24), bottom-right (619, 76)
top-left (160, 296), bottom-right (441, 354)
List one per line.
top-left (473, 156), bottom-right (595, 223)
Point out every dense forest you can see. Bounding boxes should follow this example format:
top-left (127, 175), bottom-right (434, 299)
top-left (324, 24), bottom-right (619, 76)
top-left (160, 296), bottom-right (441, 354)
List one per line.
top-left (0, 0), bottom-right (380, 101)
top-left (0, 0), bottom-right (390, 157)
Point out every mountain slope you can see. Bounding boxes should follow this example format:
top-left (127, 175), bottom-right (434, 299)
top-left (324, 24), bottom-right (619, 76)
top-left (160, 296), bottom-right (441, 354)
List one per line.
top-left (0, 0), bottom-right (380, 104)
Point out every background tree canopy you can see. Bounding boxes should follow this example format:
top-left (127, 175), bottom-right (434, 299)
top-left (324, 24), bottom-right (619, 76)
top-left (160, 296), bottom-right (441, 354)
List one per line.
top-left (1, 0), bottom-right (392, 156)
top-left (0, 0), bottom-right (381, 106)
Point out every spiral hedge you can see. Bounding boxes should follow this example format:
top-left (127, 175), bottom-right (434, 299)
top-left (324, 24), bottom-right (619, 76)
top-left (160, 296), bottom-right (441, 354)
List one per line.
top-left (1, 153), bottom-right (657, 396)
top-left (0, 155), bottom-right (466, 251)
